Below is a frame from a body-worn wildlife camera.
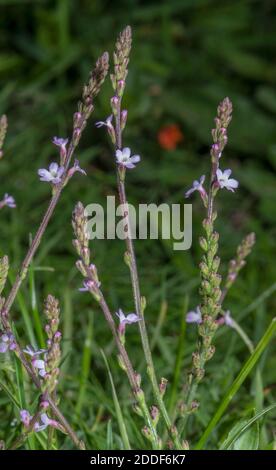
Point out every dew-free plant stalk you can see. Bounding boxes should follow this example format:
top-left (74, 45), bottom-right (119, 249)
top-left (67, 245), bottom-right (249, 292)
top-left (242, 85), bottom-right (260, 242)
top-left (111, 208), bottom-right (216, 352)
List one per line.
top-left (0, 51), bottom-right (109, 450)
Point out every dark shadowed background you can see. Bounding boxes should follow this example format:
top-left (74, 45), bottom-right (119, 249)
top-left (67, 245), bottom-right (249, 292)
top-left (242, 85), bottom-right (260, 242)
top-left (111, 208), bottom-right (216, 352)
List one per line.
top-left (0, 0), bottom-right (276, 448)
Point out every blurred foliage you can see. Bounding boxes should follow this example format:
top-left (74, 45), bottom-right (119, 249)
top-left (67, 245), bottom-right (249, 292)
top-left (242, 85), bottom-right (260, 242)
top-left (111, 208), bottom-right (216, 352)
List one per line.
top-left (0, 0), bottom-right (276, 448)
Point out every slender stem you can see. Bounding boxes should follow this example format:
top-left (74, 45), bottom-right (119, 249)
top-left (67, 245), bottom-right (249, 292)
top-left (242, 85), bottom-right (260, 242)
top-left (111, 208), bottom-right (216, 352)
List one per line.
top-left (114, 99), bottom-right (182, 449)
top-left (46, 395), bottom-right (85, 450)
top-left (2, 141), bottom-right (77, 318)
top-left (97, 290), bottom-right (160, 449)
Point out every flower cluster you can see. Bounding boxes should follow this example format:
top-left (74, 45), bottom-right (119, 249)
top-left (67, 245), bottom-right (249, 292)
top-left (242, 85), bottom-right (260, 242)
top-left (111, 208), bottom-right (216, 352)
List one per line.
top-left (73, 202), bottom-right (101, 302)
top-left (22, 296), bottom-right (61, 390)
top-left (24, 345), bottom-right (46, 377)
top-left (224, 232), bottom-right (256, 292)
top-left (185, 98), bottom-right (238, 202)
top-left (20, 409), bottom-right (60, 433)
top-left (42, 295), bottom-right (62, 393)
top-left (73, 51), bottom-right (109, 147)
top-left (185, 98), bottom-right (235, 389)
top-left (0, 332), bottom-right (16, 353)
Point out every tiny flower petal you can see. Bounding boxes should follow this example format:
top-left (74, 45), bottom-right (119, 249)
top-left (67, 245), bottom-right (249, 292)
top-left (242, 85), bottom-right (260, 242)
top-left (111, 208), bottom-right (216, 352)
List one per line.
top-left (32, 359), bottom-right (45, 369)
top-left (185, 175), bottom-right (206, 198)
top-left (224, 310), bottom-right (234, 327)
top-left (38, 163), bottom-right (64, 184)
top-left (0, 341), bottom-right (8, 353)
top-left (67, 159), bottom-right (87, 179)
top-left (115, 309), bottom-right (140, 326)
top-left (186, 306), bottom-right (202, 324)
top-left (125, 313), bottom-right (141, 324)
top-left (52, 137), bottom-right (68, 148)
top-left (95, 115), bottom-right (113, 128)
top-left (20, 410), bottom-right (31, 427)
top-left (115, 147), bottom-right (140, 169)
top-left (3, 194), bottom-right (16, 208)
top-left (0, 332), bottom-right (16, 353)
top-left (23, 345), bottom-right (46, 357)
top-left (216, 168), bottom-right (239, 192)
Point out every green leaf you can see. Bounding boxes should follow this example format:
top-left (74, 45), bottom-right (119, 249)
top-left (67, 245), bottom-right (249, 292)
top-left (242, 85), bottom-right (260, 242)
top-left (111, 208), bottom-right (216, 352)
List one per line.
top-left (232, 420), bottom-right (259, 450)
top-left (220, 404), bottom-right (276, 450)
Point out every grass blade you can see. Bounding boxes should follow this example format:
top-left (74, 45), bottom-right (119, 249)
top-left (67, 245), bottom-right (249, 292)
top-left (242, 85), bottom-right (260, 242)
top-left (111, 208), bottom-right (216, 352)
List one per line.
top-left (101, 350), bottom-right (131, 450)
top-left (195, 317), bottom-right (276, 449)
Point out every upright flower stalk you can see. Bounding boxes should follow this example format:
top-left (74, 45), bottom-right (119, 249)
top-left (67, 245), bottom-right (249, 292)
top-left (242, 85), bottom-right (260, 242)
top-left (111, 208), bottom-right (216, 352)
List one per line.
top-left (1, 51), bottom-right (109, 321)
top-left (0, 52), bottom-right (109, 450)
top-left (72, 203), bottom-right (161, 449)
top-left (181, 98), bottom-right (237, 436)
top-left (95, 26), bottom-right (183, 449)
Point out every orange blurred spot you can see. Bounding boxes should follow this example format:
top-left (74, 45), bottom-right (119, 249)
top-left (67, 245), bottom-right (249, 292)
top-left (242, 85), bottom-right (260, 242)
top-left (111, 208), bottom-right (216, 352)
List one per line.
top-left (157, 124), bottom-right (183, 150)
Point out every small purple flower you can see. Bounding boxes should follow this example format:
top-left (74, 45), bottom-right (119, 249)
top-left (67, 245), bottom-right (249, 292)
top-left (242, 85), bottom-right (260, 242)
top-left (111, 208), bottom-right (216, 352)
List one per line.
top-left (38, 162), bottom-right (65, 184)
top-left (23, 345), bottom-right (46, 357)
top-left (115, 147), bottom-right (141, 169)
top-left (216, 169), bottom-right (238, 192)
top-left (95, 115), bottom-right (113, 129)
top-left (20, 410), bottom-right (58, 432)
top-left (224, 310), bottom-right (234, 327)
top-left (115, 309), bottom-right (140, 333)
top-left (20, 409), bottom-right (32, 427)
top-left (67, 159), bottom-right (87, 179)
top-left (34, 413), bottom-right (52, 432)
top-left (186, 306), bottom-right (202, 324)
top-left (52, 137), bottom-right (68, 150)
top-left (185, 175), bottom-right (206, 199)
top-left (32, 358), bottom-right (46, 378)
top-left (0, 332), bottom-right (16, 353)
top-left (79, 278), bottom-right (101, 292)
top-left (2, 193), bottom-right (16, 208)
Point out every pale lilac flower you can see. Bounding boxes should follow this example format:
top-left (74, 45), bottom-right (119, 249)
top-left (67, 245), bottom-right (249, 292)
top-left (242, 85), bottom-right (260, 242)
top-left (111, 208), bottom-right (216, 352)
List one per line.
top-left (185, 175), bottom-right (207, 199)
top-left (2, 193), bottom-right (16, 208)
top-left (115, 147), bottom-right (141, 169)
top-left (224, 310), bottom-right (234, 327)
top-left (115, 309), bottom-right (140, 328)
top-left (38, 162), bottom-right (65, 184)
top-left (34, 413), bottom-right (51, 432)
top-left (79, 278), bottom-right (100, 292)
top-left (52, 137), bottom-right (68, 150)
top-left (0, 332), bottom-right (16, 353)
top-left (20, 410), bottom-right (58, 432)
top-left (186, 306), bottom-right (202, 324)
top-left (216, 168), bottom-right (238, 192)
top-left (20, 409), bottom-right (32, 427)
top-left (95, 115), bottom-right (113, 129)
top-left (32, 358), bottom-right (46, 378)
top-left (23, 345), bottom-right (46, 357)
top-left (67, 159), bottom-right (87, 179)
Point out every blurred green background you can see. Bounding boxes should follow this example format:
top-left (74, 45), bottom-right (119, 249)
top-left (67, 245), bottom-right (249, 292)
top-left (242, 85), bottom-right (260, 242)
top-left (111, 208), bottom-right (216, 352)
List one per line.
top-left (1, 0), bottom-right (276, 448)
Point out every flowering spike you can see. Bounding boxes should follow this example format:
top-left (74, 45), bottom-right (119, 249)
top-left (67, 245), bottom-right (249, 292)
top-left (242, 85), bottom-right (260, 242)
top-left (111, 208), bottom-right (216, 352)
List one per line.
top-left (0, 115), bottom-right (8, 159)
top-left (0, 256), bottom-right (9, 295)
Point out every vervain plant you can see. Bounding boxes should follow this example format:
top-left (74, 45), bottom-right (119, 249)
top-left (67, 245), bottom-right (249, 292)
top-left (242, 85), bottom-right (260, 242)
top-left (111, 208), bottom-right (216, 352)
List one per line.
top-left (0, 25), bottom-right (275, 450)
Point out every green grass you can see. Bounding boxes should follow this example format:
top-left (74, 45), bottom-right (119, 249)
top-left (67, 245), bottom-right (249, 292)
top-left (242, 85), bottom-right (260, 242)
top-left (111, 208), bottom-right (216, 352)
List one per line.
top-left (0, 0), bottom-right (276, 450)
